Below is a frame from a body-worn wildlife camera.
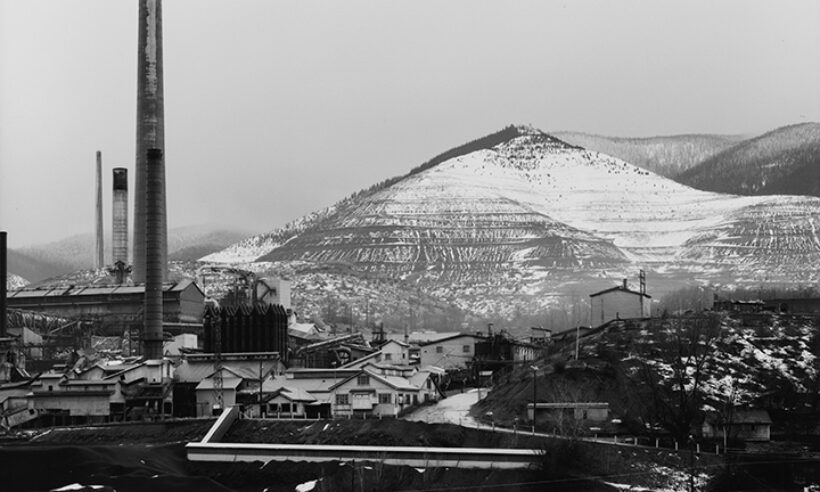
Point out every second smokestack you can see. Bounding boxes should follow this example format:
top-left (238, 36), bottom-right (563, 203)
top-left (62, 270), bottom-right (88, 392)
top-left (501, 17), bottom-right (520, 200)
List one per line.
top-left (112, 168), bottom-right (129, 265)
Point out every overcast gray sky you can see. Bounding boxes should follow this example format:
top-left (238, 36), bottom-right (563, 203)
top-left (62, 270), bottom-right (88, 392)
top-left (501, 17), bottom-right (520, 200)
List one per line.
top-left (1, 0), bottom-right (819, 248)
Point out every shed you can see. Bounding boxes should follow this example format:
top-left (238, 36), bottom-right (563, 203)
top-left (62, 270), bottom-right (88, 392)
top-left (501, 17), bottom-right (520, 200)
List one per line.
top-left (702, 409), bottom-right (772, 442)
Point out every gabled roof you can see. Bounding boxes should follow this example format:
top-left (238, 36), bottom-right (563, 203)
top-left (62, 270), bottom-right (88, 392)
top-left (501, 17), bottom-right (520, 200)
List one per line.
top-left (382, 339), bottom-right (410, 348)
top-left (390, 331), bottom-right (477, 345)
top-left (731, 409), bottom-right (772, 425)
top-left (328, 368), bottom-right (418, 392)
top-left (409, 371), bottom-right (436, 388)
top-left (268, 386), bottom-right (317, 403)
top-left (418, 333), bottom-right (483, 347)
top-left (589, 285), bottom-right (651, 298)
top-left (196, 377), bottom-right (243, 390)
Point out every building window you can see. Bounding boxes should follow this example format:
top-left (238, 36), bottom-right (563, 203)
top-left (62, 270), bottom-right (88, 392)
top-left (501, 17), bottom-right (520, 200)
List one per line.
top-left (357, 375), bottom-right (370, 386)
top-left (436, 346), bottom-right (444, 353)
top-left (462, 345), bottom-right (470, 353)
top-left (384, 353), bottom-right (392, 361)
top-left (379, 393), bottom-right (392, 404)
top-left (335, 394), bottom-right (350, 405)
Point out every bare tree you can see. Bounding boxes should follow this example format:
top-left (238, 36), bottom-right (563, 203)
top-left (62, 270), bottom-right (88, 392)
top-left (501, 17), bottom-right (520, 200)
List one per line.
top-left (628, 313), bottom-right (722, 442)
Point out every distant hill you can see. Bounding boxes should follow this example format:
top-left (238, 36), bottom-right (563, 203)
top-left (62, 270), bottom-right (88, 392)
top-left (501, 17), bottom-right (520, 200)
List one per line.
top-left (206, 124), bottom-right (820, 321)
top-left (553, 131), bottom-right (744, 177)
top-left (676, 122), bottom-right (820, 196)
top-left (7, 249), bottom-right (72, 284)
top-left (8, 225), bottom-right (252, 284)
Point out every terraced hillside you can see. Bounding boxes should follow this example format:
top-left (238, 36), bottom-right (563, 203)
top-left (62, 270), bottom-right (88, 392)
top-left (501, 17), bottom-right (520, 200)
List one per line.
top-left (204, 125), bottom-right (820, 319)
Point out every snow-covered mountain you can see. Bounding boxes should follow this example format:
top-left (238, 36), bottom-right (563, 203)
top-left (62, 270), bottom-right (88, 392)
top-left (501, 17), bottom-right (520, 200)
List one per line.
top-left (205, 125), bottom-right (820, 318)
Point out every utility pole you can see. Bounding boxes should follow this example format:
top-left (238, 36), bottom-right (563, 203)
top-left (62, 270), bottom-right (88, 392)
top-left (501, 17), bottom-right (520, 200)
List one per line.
top-left (210, 310), bottom-right (223, 414)
top-left (531, 365), bottom-right (539, 426)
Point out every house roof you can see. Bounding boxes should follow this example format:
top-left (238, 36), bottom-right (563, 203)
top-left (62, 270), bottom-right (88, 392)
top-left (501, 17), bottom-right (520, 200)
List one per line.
top-left (409, 371), bottom-right (435, 388)
top-left (329, 368), bottom-right (419, 392)
top-left (176, 361), bottom-right (267, 383)
top-left (382, 339), bottom-right (410, 348)
top-left (730, 409), bottom-right (772, 425)
top-left (387, 331), bottom-right (480, 345)
top-left (268, 386), bottom-right (317, 403)
top-left (417, 333), bottom-right (483, 347)
top-left (196, 377), bottom-right (243, 391)
top-left (590, 285), bottom-right (651, 299)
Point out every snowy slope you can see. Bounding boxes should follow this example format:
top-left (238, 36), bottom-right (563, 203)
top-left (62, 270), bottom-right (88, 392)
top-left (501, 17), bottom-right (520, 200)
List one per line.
top-left (204, 125), bottom-right (820, 317)
top-left (6, 273), bottom-right (29, 290)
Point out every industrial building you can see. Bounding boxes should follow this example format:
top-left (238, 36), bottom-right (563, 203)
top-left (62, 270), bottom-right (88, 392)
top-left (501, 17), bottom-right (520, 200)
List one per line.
top-left (6, 280), bottom-right (205, 329)
top-left (417, 332), bottom-right (487, 371)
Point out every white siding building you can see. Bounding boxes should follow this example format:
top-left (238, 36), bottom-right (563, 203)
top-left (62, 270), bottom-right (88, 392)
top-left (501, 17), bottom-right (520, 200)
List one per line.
top-left (589, 280), bottom-right (651, 327)
top-left (419, 334), bottom-right (484, 371)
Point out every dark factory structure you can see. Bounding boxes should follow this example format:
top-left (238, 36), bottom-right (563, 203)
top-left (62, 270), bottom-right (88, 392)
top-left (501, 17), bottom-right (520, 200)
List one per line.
top-left (203, 304), bottom-right (289, 363)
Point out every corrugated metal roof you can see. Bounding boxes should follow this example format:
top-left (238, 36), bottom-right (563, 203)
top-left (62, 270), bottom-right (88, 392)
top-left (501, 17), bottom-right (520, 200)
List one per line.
top-left (9, 280), bottom-right (198, 298)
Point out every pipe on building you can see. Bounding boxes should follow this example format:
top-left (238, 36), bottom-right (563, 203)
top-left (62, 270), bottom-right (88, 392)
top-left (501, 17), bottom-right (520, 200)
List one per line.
top-left (95, 151), bottom-right (104, 269)
top-left (112, 167), bottom-right (129, 265)
top-left (1, 231), bottom-right (7, 337)
top-left (143, 148), bottom-right (164, 359)
top-left (133, 0), bottom-right (167, 283)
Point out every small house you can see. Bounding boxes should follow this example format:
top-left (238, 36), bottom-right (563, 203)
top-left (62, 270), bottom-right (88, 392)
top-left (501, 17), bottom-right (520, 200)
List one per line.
top-left (527, 402), bottom-right (610, 424)
top-left (589, 279), bottom-right (651, 327)
top-left (702, 409), bottom-right (772, 442)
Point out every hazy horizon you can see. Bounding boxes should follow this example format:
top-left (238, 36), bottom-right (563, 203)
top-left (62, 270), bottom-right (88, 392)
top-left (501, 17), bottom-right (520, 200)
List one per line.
top-left (2, 0), bottom-right (818, 248)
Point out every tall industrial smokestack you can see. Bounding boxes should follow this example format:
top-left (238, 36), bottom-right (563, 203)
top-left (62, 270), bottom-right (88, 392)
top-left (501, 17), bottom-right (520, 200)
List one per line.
top-left (95, 151), bottom-right (104, 269)
top-left (133, 0), bottom-right (167, 283)
top-left (1, 231), bottom-right (7, 338)
top-left (112, 168), bottom-right (129, 265)
top-left (143, 148), bottom-right (164, 359)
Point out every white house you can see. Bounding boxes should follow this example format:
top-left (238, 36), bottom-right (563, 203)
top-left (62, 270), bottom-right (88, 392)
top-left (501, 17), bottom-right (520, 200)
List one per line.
top-left (418, 333), bottom-right (485, 371)
top-left (329, 368), bottom-right (420, 418)
top-left (260, 364), bottom-right (441, 418)
top-left (589, 279), bottom-right (651, 327)
top-left (379, 340), bottom-right (411, 364)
